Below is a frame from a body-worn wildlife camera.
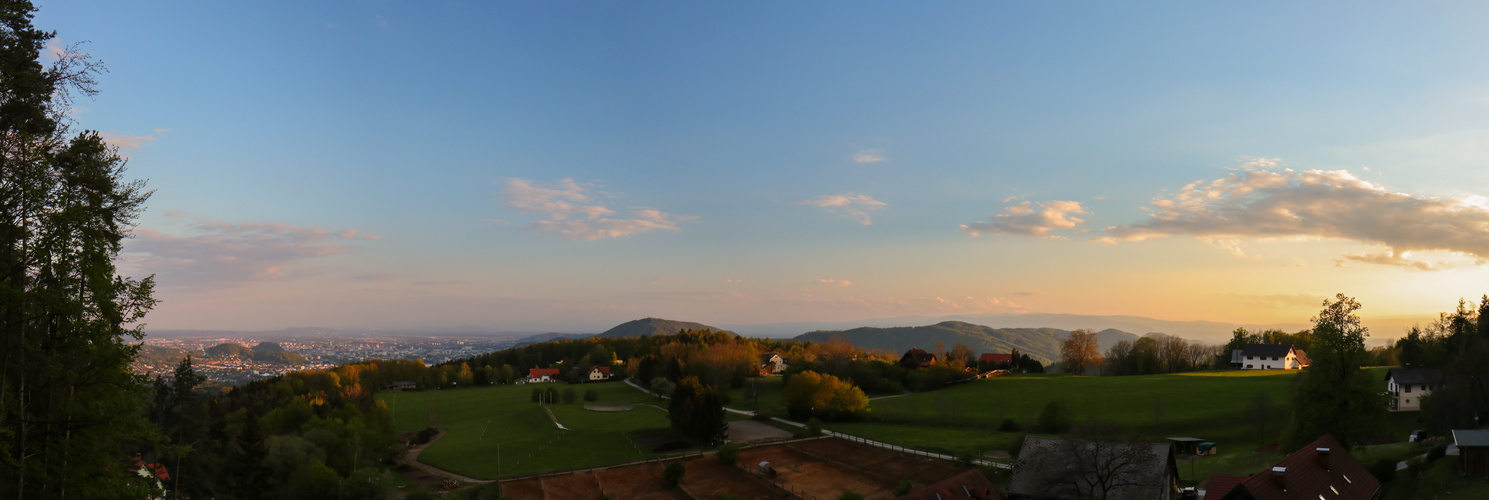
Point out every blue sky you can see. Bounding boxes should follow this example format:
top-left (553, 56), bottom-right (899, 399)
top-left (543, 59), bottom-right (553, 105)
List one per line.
top-left (39, 2), bottom-right (1489, 335)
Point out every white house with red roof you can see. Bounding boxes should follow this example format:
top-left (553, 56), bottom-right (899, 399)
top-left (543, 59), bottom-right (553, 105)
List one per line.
top-left (588, 366), bottom-right (612, 381)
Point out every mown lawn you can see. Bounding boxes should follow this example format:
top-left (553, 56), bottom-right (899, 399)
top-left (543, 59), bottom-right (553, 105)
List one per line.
top-left (376, 381), bottom-right (684, 479)
top-left (722, 376), bottom-right (786, 414)
top-left (823, 370), bottom-right (1301, 484)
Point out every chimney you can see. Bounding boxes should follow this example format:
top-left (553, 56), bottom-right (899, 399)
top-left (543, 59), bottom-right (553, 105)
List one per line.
top-left (1271, 467), bottom-right (1287, 490)
top-left (1316, 447), bottom-right (1331, 470)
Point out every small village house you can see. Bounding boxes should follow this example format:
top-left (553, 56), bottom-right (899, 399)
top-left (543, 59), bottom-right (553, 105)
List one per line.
top-left (527, 368), bottom-right (561, 383)
top-left (1205, 435), bottom-right (1379, 500)
top-left (1232, 344), bottom-right (1309, 370)
top-left (588, 366), bottom-right (612, 381)
top-left (385, 380), bottom-right (417, 391)
top-left (899, 469), bottom-right (1005, 500)
top-left (1454, 429), bottom-right (1489, 476)
top-left (901, 348), bottom-right (937, 369)
top-left (1384, 368), bottom-right (1443, 411)
top-left (759, 352), bottom-right (788, 375)
top-left (978, 353), bottom-right (1013, 366)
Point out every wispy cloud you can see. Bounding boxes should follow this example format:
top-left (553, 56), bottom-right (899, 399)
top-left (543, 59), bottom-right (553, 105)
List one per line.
top-left (801, 193), bottom-right (886, 226)
top-left (854, 149), bottom-right (887, 163)
top-left (818, 279), bottom-right (853, 287)
top-left (961, 200), bottom-right (1089, 238)
top-left (501, 178), bottom-right (692, 241)
top-left (1104, 161), bottom-right (1489, 269)
top-left (99, 131), bottom-right (158, 149)
top-left (121, 213), bottom-right (379, 290)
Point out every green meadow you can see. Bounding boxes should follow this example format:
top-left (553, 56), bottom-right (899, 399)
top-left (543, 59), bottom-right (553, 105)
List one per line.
top-left (377, 381), bottom-right (682, 479)
top-left (826, 370), bottom-right (1302, 482)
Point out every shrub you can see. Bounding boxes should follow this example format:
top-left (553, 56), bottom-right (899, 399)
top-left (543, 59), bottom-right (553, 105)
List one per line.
top-left (1037, 401), bottom-right (1073, 434)
top-left (953, 449), bottom-right (978, 467)
top-left (806, 418), bottom-right (823, 437)
top-left (837, 490), bottom-right (863, 500)
top-left (664, 461), bottom-right (686, 486)
top-left (584, 389), bottom-right (599, 402)
top-left (717, 443), bottom-right (740, 466)
top-left (894, 479), bottom-right (914, 496)
top-left (1427, 444), bottom-right (1447, 463)
top-left (998, 418), bottom-right (1021, 432)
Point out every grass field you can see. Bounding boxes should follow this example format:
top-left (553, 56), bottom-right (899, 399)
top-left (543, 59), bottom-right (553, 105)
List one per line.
top-left (722, 376), bottom-right (786, 414)
top-left (377, 381), bottom-right (686, 479)
top-left (824, 370), bottom-right (1302, 483)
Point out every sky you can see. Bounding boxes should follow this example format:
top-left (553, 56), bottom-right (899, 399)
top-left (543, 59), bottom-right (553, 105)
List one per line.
top-left (36, 1), bottom-right (1489, 337)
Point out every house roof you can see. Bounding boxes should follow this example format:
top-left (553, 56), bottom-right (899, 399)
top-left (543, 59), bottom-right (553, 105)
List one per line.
top-left (1205, 475), bottom-right (1247, 499)
top-left (1218, 435), bottom-right (1379, 500)
top-left (1239, 344), bottom-right (1293, 358)
top-left (592, 366), bottom-right (611, 375)
top-left (978, 353), bottom-right (1013, 363)
top-left (528, 368), bottom-right (561, 377)
top-left (903, 349), bottom-right (937, 365)
top-left (1008, 436), bottom-right (1176, 500)
top-left (1385, 368), bottom-right (1444, 386)
top-left (898, 469), bottom-right (1004, 500)
top-left (760, 352), bottom-right (782, 362)
top-left (1453, 430), bottom-right (1489, 448)
top-left (1291, 350), bottom-right (1310, 366)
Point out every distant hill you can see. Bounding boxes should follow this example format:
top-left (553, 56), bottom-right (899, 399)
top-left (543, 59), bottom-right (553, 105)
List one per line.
top-left (514, 332), bottom-right (597, 346)
top-left (204, 342), bottom-right (307, 365)
top-left (794, 321), bottom-right (1140, 363)
top-left (597, 318), bottom-right (732, 338)
top-left (136, 344), bottom-right (202, 366)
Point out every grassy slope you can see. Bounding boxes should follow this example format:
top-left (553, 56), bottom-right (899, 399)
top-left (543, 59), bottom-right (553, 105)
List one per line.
top-left (826, 370), bottom-right (1300, 483)
top-left (377, 381), bottom-right (680, 479)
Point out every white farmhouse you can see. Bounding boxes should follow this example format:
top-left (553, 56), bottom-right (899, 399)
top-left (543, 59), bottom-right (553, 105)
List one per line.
top-left (1385, 368), bottom-right (1443, 412)
top-left (1235, 344), bottom-right (1310, 370)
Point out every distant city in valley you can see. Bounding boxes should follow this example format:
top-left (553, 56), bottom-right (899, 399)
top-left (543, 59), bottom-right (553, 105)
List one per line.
top-left (132, 332), bottom-right (522, 384)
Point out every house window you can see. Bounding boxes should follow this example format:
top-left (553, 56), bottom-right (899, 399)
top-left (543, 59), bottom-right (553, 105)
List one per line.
top-left (1405, 385), bottom-right (1412, 393)
top-left (1246, 364), bottom-right (1253, 369)
top-left (1272, 357), bottom-right (1279, 361)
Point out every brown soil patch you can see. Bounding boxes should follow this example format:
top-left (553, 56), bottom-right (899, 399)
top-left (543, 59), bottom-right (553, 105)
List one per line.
top-left (677, 457), bottom-right (787, 500)
top-left (739, 445), bottom-right (896, 500)
top-left (501, 478), bottom-right (546, 500)
top-left (541, 471), bottom-right (603, 500)
top-left (596, 464), bottom-right (690, 500)
top-left (790, 438), bottom-right (967, 485)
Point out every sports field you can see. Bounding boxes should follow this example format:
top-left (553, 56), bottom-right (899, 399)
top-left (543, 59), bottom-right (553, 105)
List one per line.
top-left (828, 369), bottom-right (1301, 482)
top-left (377, 381), bottom-right (684, 479)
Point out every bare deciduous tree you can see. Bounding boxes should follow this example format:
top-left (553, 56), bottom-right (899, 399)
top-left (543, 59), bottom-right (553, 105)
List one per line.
top-left (1062, 329), bottom-right (1104, 375)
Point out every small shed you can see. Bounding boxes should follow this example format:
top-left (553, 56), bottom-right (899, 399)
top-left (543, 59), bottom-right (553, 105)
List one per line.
top-left (1167, 437), bottom-right (1206, 456)
top-left (1453, 429), bottom-right (1489, 476)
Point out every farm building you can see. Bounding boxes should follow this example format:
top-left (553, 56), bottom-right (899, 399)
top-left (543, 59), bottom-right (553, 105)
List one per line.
top-left (1384, 368), bottom-right (1443, 411)
top-left (588, 366), bottom-right (612, 381)
top-left (978, 353), bottom-right (1013, 365)
top-left (1205, 434), bottom-right (1379, 500)
top-left (901, 349), bottom-right (937, 369)
top-left (759, 352), bottom-right (788, 374)
top-left (527, 368), bottom-right (561, 383)
top-left (385, 380), bottom-right (417, 391)
top-left (899, 469), bottom-right (1005, 500)
top-left (1007, 436), bottom-right (1178, 500)
top-left (1453, 429), bottom-right (1489, 476)
top-left (1233, 344), bottom-right (1309, 370)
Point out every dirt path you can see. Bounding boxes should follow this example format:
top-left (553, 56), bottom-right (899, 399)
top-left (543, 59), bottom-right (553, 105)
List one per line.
top-left (402, 430), bottom-right (495, 484)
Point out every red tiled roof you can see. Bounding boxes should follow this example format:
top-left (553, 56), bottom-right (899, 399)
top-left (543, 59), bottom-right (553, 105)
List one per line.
top-left (133, 457), bottom-right (170, 481)
top-left (593, 366), bottom-right (611, 375)
top-left (897, 469), bottom-right (1004, 500)
top-left (1219, 435), bottom-right (1380, 500)
top-left (978, 353), bottom-right (1013, 363)
top-left (529, 368), bottom-right (561, 378)
top-left (1204, 475), bottom-right (1246, 499)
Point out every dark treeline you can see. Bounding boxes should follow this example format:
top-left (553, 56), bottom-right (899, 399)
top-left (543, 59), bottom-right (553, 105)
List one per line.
top-left (1102, 334), bottom-right (1220, 376)
top-left (1388, 296), bottom-right (1489, 435)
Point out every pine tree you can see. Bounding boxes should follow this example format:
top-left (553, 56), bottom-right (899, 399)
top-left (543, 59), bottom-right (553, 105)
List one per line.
top-left (0, 2), bottom-right (160, 497)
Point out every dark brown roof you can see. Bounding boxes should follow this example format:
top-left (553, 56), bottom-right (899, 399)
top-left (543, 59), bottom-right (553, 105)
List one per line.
top-left (1385, 368), bottom-right (1443, 386)
top-left (1219, 435), bottom-right (1380, 500)
top-left (896, 469), bottom-right (1003, 500)
top-left (979, 353), bottom-right (1013, 363)
top-left (902, 349), bottom-right (937, 366)
top-left (1204, 475), bottom-right (1246, 499)
top-left (1239, 344), bottom-right (1293, 358)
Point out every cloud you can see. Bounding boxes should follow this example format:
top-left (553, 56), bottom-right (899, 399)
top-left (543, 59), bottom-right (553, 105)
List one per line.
top-left (1104, 162), bottom-right (1489, 269)
top-left (501, 178), bottom-right (691, 241)
top-left (961, 200), bottom-right (1090, 238)
top-left (1337, 250), bottom-right (1445, 271)
top-left (853, 149), bottom-right (887, 163)
top-left (818, 279), bottom-right (853, 287)
top-left (99, 131), bottom-right (157, 149)
top-left (801, 193), bottom-right (887, 226)
top-left (121, 213), bottom-right (379, 290)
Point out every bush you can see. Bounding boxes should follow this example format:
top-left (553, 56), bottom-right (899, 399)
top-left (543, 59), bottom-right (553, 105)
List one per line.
top-left (953, 449), bottom-right (978, 467)
top-left (998, 418), bottom-right (1021, 432)
top-left (664, 461), bottom-right (686, 486)
top-left (752, 409), bottom-right (775, 421)
top-left (717, 443), bottom-right (740, 466)
top-left (1367, 458), bottom-right (1397, 482)
top-left (562, 388), bottom-right (577, 404)
top-left (837, 490), bottom-right (863, 500)
top-left (806, 418), bottom-right (823, 437)
top-left (1037, 401), bottom-right (1073, 434)
top-left (1427, 444), bottom-right (1448, 463)
top-left (894, 480), bottom-right (914, 497)
top-left (584, 389), bottom-right (599, 402)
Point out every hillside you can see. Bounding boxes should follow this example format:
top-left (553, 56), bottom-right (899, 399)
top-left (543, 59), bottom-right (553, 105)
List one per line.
top-left (794, 321), bottom-right (1139, 363)
top-left (204, 342), bottom-right (307, 365)
top-left (596, 317), bottom-right (732, 338)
